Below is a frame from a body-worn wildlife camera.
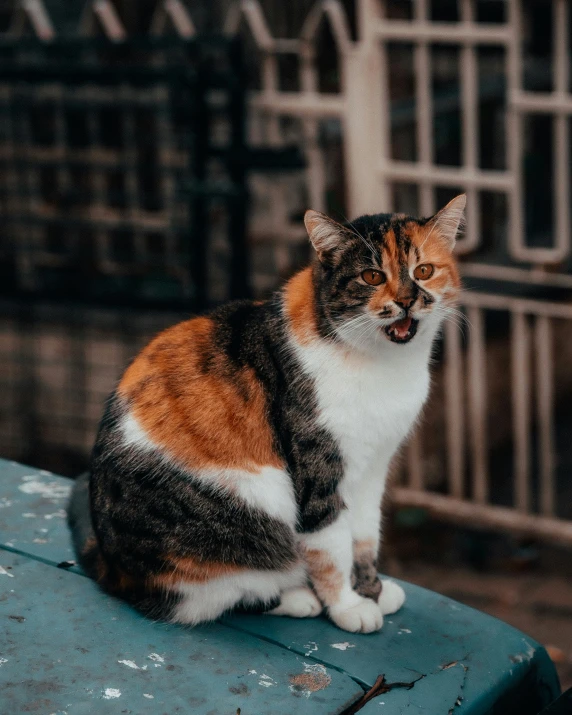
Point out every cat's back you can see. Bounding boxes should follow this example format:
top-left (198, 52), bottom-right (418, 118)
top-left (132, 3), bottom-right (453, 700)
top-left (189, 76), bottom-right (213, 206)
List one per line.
top-left (110, 299), bottom-right (284, 473)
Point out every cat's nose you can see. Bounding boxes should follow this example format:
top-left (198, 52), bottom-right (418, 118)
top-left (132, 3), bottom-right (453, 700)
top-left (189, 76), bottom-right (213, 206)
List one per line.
top-left (395, 295), bottom-right (415, 310)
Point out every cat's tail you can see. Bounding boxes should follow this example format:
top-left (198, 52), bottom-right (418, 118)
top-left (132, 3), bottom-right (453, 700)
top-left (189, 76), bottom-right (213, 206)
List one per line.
top-left (67, 472), bottom-right (100, 579)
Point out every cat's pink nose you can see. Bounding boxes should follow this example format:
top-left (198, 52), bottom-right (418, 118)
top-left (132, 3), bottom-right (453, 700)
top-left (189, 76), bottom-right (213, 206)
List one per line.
top-left (395, 295), bottom-right (415, 309)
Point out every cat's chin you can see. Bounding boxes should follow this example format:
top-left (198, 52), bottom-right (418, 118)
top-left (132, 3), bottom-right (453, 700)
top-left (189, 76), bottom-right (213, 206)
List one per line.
top-left (383, 316), bottom-right (419, 344)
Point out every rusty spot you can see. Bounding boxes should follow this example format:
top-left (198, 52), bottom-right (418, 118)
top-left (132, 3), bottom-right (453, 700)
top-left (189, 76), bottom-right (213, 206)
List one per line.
top-left (289, 670), bottom-right (331, 693)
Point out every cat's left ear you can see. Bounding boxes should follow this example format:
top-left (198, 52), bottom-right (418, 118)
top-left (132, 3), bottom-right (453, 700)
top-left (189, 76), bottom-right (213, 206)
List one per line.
top-left (304, 210), bottom-right (347, 265)
top-left (426, 194), bottom-right (466, 251)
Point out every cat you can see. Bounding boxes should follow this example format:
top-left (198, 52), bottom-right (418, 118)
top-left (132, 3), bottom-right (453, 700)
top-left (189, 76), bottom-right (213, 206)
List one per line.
top-left (68, 194), bottom-right (464, 633)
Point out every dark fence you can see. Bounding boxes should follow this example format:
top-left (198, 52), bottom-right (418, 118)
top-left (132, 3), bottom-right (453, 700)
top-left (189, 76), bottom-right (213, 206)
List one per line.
top-left (0, 35), bottom-right (255, 474)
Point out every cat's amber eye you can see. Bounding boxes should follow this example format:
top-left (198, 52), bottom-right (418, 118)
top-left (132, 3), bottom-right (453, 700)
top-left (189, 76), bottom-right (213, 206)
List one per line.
top-left (361, 269), bottom-right (386, 286)
top-left (414, 264), bottom-right (434, 280)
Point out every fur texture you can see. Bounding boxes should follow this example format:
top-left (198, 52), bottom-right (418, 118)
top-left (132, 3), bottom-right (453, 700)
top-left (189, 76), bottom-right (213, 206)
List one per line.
top-left (68, 196), bottom-right (463, 633)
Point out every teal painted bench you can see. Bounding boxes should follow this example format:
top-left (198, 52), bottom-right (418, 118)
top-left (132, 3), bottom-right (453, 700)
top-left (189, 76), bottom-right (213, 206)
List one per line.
top-left (0, 459), bottom-right (561, 714)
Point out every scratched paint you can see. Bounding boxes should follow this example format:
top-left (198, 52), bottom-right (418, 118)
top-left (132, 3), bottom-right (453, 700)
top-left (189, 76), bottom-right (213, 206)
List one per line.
top-left (304, 641), bottom-right (318, 656)
top-left (0, 566), bottom-right (14, 578)
top-left (330, 643), bottom-right (355, 651)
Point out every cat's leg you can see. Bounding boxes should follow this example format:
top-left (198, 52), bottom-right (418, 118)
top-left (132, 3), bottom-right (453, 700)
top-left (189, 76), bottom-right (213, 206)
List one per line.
top-left (345, 472), bottom-right (406, 616)
top-left (171, 564), bottom-right (306, 625)
top-left (301, 512), bottom-right (383, 633)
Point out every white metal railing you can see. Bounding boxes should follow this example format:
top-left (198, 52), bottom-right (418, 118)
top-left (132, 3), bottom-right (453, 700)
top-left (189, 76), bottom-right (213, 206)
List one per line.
top-left (7, 0), bottom-right (572, 544)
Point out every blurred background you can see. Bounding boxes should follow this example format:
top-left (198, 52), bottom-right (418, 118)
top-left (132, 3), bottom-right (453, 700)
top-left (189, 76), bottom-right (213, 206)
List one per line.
top-left (0, 0), bottom-right (571, 686)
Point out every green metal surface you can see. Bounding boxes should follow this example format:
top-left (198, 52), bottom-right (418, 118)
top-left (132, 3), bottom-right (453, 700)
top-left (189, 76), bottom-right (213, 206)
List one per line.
top-left (225, 582), bottom-right (560, 713)
top-left (0, 459), bottom-right (562, 713)
top-left (0, 551), bottom-right (360, 714)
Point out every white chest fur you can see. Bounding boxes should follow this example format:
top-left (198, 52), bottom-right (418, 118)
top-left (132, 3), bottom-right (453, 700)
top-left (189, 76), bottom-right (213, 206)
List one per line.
top-left (292, 336), bottom-right (433, 483)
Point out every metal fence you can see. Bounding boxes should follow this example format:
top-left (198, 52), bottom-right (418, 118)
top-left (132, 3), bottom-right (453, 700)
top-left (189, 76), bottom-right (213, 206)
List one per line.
top-left (0, 30), bottom-right (254, 470)
top-left (3, 0), bottom-right (572, 545)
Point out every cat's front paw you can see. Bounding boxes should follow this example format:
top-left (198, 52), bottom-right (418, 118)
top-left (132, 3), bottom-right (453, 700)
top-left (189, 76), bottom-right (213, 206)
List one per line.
top-left (330, 597), bottom-right (383, 634)
top-left (378, 580), bottom-right (406, 615)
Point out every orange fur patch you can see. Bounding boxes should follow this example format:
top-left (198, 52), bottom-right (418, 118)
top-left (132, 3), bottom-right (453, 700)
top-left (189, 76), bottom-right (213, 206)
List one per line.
top-left (151, 555), bottom-right (244, 588)
top-left (118, 316), bottom-right (282, 472)
top-left (304, 547), bottom-right (343, 605)
top-left (409, 223), bottom-right (460, 297)
top-left (283, 267), bottom-right (318, 344)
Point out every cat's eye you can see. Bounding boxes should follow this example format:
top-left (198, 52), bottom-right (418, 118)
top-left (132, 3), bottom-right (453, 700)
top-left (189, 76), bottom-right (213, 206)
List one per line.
top-left (414, 264), bottom-right (434, 280)
top-left (361, 269), bottom-right (386, 286)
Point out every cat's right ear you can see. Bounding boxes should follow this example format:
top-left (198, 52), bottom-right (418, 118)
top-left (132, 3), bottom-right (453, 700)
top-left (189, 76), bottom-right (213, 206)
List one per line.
top-left (304, 210), bottom-right (347, 265)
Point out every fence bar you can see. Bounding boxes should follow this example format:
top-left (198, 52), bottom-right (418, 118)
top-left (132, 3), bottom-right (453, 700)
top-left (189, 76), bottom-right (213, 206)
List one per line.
top-left (506, 0), bottom-right (525, 264)
top-left (374, 20), bottom-right (511, 44)
top-left (392, 489), bottom-right (572, 546)
top-left (553, 0), bottom-right (571, 264)
top-left (461, 263), bottom-right (572, 290)
top-left (534, 317), bottom-right (556, 517)
top-left (462, 290), bottom-right (572, 320)
top-left (414, 0), bottom-right (433, 216)
top-left (379, 161), bottom-right (512, 190)
top-left (251, 93), bottom-right (344, 118)
top-left (457, 0), bottom-right (480, 254)
top-left (444, 318), bottom-right (464, 498)
top-left (511, 91), bottom-right (572, 115)
top-left (467, 306), bottom-right (488, 503)
top-left (511, 310), bottom-right (531, 512)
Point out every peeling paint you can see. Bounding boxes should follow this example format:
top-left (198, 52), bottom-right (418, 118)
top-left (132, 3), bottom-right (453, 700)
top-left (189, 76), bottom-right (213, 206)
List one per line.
top-left (398, 628), bottom-right (412, 634)
top-left (259, 673), bottom-right (276, 688)
top-left (0, 658), bottom-right (8, 666)
top-left (44, 510), bottom-right (66, 520)
top-left (143, 694), bottom-right (154, 699)
top-left (330, 642), bottom-right (355, 651)
top-left (18, 479), bottom-right (71, 500)
top-left (0, 566), bottom-right (14, 578)
top-left (22, 513), bottom-right (36, 518)
top-left (118, 659), bottom-right (147, 670)
top-left (0, 498), bottom-right (12, 508)
top-left (510, 640), bottom-right (536, 664)
top-left (102, 688), bottom-right (121, 699)
top-left (148, 653), bottom-right (165, 663)
top-left (304, 641), bottom-right (318, 656)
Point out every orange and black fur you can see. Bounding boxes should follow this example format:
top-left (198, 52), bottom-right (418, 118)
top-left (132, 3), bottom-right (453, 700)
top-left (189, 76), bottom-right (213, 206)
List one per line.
top-left (69, 197), bottom-right (463, 633)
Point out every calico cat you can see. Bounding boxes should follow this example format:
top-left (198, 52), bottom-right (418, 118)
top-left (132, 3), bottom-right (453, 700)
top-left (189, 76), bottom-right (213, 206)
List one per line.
top-left (68, 195), bottom-right (464, 633)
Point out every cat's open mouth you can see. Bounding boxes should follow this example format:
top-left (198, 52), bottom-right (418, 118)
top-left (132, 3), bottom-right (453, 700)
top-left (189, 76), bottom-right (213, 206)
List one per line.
top-left (384, 316), bottom-right (419, 344)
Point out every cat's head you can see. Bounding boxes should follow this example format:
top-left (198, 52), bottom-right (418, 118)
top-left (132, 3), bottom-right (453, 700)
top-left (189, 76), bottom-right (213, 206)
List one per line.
top-left (304, 195), bottom-right (464, 349)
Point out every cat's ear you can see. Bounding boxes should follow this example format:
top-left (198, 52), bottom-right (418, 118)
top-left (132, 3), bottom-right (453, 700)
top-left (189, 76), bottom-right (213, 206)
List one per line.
top-left (304, 210), bottom-right (347, 265)
top-left (426, 194), bottom-right (466, 251)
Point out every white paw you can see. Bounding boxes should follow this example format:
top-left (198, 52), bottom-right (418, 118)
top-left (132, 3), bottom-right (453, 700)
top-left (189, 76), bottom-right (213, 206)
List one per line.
top-left (330, 597), bottom-right (383, 634)
top-left (267, 587), bottom-right (322, 618)
top-left (378, 580), bottom-right (406, 615)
